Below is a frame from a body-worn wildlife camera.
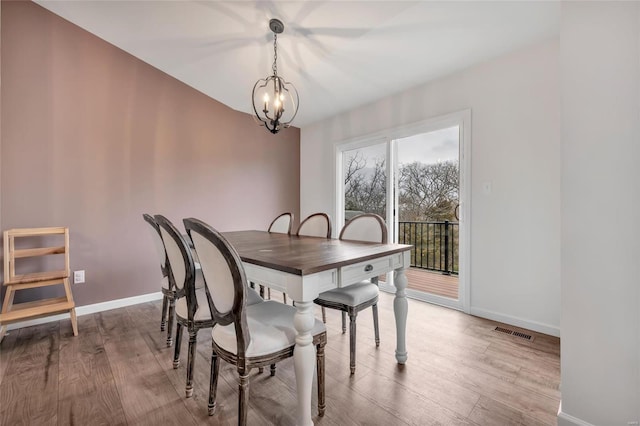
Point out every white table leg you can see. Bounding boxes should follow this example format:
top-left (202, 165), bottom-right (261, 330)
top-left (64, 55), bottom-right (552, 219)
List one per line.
top-left (393, 267), bottom-right (408, 364)
top-left (293, 300), bottom-right (315, 426)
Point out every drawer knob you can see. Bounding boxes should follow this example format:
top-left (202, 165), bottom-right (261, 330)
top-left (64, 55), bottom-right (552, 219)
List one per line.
top-left (364, 264), bottom-right (373, 272)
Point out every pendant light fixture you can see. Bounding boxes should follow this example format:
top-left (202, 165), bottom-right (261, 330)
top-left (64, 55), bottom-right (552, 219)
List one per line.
top-left (252, 19), bottom-right (299, 134)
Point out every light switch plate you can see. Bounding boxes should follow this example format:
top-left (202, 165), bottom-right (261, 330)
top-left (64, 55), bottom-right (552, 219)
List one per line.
top-left (482, 181), bottom-right (492, 195)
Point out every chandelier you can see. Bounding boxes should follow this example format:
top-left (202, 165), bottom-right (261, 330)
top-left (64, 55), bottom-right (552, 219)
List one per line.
top-left (252, 19), bottom-right (299, 134)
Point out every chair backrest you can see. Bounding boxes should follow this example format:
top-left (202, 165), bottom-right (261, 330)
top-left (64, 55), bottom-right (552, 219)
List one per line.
top-left (339, 213), bottom-right (388, 244)
top-left (142, 213), bottom-right (168, 279)
top-left (184, 218), bottom-right (250, 355)
top-left (268, 212), bottom-right (293, 234)
top-left (155, 215), bottom-right (197, 317)
top-left (296, 213), bottom-right (332, 238)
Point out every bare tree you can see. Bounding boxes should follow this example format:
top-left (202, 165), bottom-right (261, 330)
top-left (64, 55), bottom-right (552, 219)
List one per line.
top-left (344, 153), bottom-right (458, 222)
top-left (344, 152), bottom-right (366, 185)
top-left (344, 154), bottom-right (386, 217)
top-left (399, 161), bottom-right (458, 221)
top-left (344, 152), bottom-right (367, 211)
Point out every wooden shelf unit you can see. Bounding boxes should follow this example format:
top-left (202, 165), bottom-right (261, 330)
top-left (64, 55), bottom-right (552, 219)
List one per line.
top-left (0, 227), bottom-right (77, 341)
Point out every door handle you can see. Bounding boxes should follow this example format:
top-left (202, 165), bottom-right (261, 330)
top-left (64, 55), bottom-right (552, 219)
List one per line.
top-left (364, 264), bottom-right (373, 272)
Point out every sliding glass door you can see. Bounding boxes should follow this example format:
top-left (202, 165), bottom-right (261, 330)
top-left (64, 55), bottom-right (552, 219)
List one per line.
top-left (394, 126), bottom-right (460, 304)
top-left (335, 111), bottom-right (470, 312)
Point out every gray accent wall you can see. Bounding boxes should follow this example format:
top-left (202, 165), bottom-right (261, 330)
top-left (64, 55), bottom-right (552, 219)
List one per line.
top-left (0, 1), bottom-right (300, 306)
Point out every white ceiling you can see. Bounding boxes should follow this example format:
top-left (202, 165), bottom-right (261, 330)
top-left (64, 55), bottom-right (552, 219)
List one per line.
top-left (34, 1), bottom-right (561, 128)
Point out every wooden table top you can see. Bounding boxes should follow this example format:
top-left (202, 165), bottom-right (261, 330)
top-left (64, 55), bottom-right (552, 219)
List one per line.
top-left (222, 230), bottom-right (412, 276)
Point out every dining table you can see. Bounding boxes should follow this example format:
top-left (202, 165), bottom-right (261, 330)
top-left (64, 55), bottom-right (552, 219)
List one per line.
top-left (222, 230), bottom-right (412, 426)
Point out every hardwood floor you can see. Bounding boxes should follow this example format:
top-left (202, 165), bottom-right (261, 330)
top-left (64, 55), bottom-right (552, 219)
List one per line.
top-left (0, 292), bottom-right (560, 425)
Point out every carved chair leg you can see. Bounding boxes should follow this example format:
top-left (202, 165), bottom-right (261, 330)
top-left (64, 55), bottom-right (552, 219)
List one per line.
top-left (258, 367), bottom-right (264, 374)
top-left (186, 329), bottom-right (198, 397)
top-left (267, 287), bottom-right (271, 300)
top-left (341, 312), bottom-right (347, 334)
top-left (372, 303), bottom-right (380, 347)
top-left (349, 313), bottom-right (357, 375)
top-left (250, 281), bottom-right (255, 289)
top-left (238, 370), bottom-right (250, 426)
top-left (283, 293), bottom-right (287, 304)
top-left (316, 342), bottom-right (326, 416)
top-left (166, 298), bottom-right (176, 347)
top-left (208, 345), bottom-right (220, 416)
top-left (173, 322), bottom-right (183, 369)
top-left (259, 285), bottom-right (265, 299)
top-left (270, 363), bottom-right (276, 377)
top-left (160, 295), bottom-right (168, 331)
top-left (321, 307), bottom-right (326, 323)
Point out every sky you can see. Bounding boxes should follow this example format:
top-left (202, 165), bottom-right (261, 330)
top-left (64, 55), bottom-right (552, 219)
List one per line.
top-left (396, 125), bottom-right (459, 165)
top-left (343, 125), bottom-right (459, 168)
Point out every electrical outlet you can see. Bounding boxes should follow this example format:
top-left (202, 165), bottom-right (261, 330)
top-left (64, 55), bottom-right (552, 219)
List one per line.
top-left (74, 270), bottom-right (85, 284)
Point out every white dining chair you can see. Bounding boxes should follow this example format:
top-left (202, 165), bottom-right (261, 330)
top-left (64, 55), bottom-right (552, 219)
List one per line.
top-left (143, 213), bottom-right (176, 347)
top-left (253, 212), bottom-right (294, 301)
top-left (144, 213), bottom-right (210, 347)
top-left (296, 213), bottom-right (332, 316)
top-left (155, 215), bottom-right (264, 398)
top-left (268, 212), bottom-right (293, 234)
top-left (313, 213), bottom-right (387, 374)
top-left (184, 217), bottom-right (327, 424)
top-left (296, 212), bottom-right (331, 239)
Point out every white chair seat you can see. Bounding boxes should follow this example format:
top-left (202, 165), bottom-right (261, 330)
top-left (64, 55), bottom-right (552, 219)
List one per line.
top-left (316, 281), bottom-right (378, 306)
top-left (176, 284), bottom-right (263, 321)
top-left (211, 301), bottom-right (325, 358)
top-left (246, 286), bottom-right (263, 306)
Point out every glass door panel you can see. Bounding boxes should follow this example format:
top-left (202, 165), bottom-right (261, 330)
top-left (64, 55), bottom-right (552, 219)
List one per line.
top-left (395, 126), bottom-right (460, 303)
top-left (341, 142), bottom-right (388, 226)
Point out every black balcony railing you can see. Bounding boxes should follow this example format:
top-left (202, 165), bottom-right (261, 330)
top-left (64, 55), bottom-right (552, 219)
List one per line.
top-left (398, 221), bottom-right (459, 275)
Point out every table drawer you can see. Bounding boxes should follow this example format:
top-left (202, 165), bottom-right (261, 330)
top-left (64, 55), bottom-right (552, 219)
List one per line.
top-left (340, 253), bottom-right (403, 285)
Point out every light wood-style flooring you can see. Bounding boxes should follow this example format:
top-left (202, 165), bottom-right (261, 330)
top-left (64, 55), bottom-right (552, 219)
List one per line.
top-left (0, 291), bottom-right (560, 425)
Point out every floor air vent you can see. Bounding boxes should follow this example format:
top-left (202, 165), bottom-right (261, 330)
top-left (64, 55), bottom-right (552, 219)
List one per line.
top-left (493, 326), bottom-right (533, 341)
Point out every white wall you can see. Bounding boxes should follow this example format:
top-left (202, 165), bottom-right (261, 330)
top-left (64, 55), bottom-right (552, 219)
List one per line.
top-left (559, 2), bottom-right (640, 425)
top-left (301, 40), bottom-right (561, 336)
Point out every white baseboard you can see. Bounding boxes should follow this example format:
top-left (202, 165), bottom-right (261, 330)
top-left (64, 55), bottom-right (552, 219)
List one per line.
top-left (557, 402), bottom-right (596, 426)
top-left (6, 291), bottom-right (163, 332)
top-left (470, 306), bottom-right (560, 337)
top-left (380, 283), bottom-right (560, 337)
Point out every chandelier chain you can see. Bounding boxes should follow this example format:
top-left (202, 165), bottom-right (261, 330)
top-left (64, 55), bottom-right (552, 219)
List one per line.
top-left (272, 33), bottom-right (278, 76)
